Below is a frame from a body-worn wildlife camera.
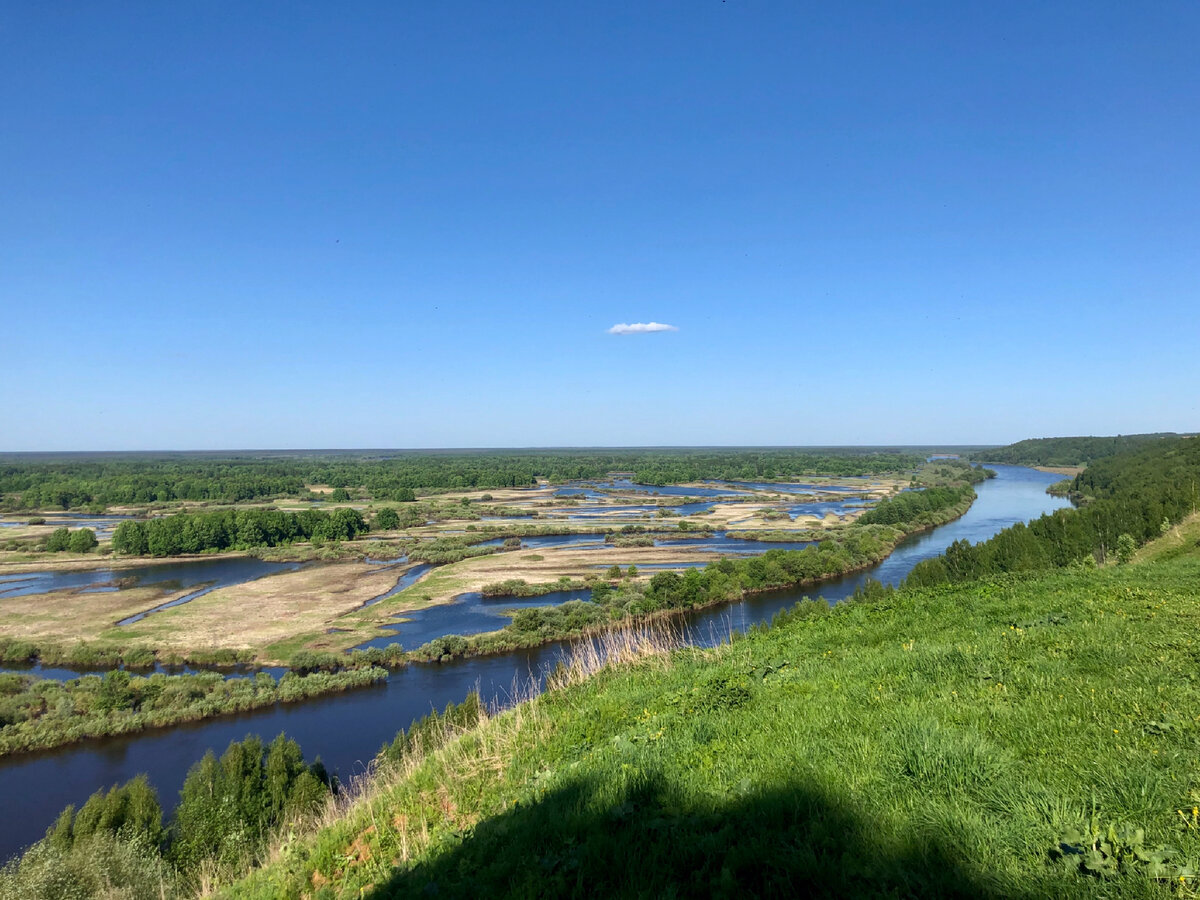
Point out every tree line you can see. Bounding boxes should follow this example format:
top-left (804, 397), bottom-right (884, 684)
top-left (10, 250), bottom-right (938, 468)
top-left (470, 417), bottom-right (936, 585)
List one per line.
top-left (1, 449), bottom-right (926, 511)
top-left (857, 484), bottom-right (976, 527)
top-left (907, 435), bottom-right (1200, 586)
top-left (971, 433), bottom-right (1186, 468)
top-left (110, 507), bottom-right (367, 556)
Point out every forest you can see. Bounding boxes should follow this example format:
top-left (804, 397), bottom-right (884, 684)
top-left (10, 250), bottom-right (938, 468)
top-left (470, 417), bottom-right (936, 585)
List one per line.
top-left (907, 435), bottom-right (1200, 586)
top-left (971, 433), bottom-right (1185, 467)
top-left (0, 450), bottom-right (927, 511)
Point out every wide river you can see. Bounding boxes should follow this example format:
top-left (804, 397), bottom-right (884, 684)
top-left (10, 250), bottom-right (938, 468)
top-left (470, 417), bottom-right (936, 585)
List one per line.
top-left (0, 464), bottom-right (1067, 862)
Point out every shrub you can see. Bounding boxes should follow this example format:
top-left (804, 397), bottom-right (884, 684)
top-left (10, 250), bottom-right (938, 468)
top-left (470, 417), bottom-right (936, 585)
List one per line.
top-left (67, 528), bottom-right (98, 553)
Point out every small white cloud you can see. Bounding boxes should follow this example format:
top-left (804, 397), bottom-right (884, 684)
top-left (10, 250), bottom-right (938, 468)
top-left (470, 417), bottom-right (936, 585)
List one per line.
top-left (607, 322), bottom-right (679, 335)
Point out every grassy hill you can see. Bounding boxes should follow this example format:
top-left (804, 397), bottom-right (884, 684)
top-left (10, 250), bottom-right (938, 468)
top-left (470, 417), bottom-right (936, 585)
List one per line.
top-left (221, 527), bottom-right (1200, 898)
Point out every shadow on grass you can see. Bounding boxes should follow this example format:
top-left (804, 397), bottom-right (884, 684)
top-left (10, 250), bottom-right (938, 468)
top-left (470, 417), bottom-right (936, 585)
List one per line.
top-left (366, 770), bottom-right (1028, 899)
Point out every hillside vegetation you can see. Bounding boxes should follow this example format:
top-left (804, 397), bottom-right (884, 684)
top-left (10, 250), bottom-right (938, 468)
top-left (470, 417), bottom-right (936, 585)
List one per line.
top-left (974, 434), bottom-right (1185, 468)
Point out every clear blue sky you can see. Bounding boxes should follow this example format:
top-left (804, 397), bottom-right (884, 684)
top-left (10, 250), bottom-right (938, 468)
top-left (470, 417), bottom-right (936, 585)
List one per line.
top-left (2, 2), bottom-right (1196, 450)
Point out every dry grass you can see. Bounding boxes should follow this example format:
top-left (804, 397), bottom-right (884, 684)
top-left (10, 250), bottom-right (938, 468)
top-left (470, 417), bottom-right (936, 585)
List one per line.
top-left (547, 617), bottom-right (687, 690)
top-left (109, 562), bottom-right (406, 656)
top-left (1033, 465), bottom-right (1086, 476)
top-left (0, 551), bottom-right (248, 575)
top-left (0, 583), bottom-right (193, 643)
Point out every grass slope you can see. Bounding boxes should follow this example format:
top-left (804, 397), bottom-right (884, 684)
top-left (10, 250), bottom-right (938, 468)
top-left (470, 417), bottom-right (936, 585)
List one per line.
top-left (227, 550), bottom-right (1200, 898)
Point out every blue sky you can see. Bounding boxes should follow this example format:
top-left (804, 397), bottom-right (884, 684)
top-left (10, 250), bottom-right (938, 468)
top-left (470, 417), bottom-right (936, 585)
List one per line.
top-left (2, 2), bottom-right (1196, 450)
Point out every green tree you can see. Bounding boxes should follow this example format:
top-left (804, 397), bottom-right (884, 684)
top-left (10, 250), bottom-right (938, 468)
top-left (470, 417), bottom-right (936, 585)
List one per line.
top-left (96, 670), bottom-right (134, 712)
top-left (1116, 533), bottom-right (1137, 564)
top-left (45, 527), bottom-right (71, 552)
top-left (111, 520), bottom-right (149, 555)
top-left (52, 775), bottom-right (163, 850)
top-left (67, 528), bottom-right (97, 553)
top-left (374, 507), bottom-right (400, 530)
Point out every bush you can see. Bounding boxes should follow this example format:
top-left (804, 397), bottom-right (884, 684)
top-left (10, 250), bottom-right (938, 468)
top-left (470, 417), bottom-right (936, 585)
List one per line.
top-left (0, 831), bottom-right (176, 900)
top-left (374, 507), bottom-right (400, 530)
top-left (68, 528), bottom-right (98, 553)
top-left (45, 527), bottom-right (71, 552)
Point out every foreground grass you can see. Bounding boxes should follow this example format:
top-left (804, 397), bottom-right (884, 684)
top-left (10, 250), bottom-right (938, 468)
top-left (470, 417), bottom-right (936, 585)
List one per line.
top-left (222, 550), bottom-right (1200, 898)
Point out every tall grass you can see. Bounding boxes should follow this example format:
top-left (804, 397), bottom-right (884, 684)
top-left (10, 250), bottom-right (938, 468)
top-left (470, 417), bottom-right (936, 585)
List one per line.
top-left (547, 618), bottom-right (687, 690)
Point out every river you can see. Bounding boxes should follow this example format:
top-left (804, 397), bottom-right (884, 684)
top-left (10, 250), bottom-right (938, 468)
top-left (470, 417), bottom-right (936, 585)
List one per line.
top-left (0, 464), bottom-right (1067, 862)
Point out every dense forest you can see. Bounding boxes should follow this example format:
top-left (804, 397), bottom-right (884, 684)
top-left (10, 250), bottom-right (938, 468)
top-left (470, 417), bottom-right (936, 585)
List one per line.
top-left (908, 435), bottom-right (1200, 586)
top-left (971, 433), bottom-right (1185, 468)
top-left (0, 450), bottom-right (926, 511)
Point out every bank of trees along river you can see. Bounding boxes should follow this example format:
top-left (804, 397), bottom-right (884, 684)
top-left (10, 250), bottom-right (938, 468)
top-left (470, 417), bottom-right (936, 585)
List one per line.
top-left (18, 733), bottom-right (336, 897)
top-left (969, 431), bottom-right (1190, 468)
top-left (908, 435), bottom-right (1200, 586)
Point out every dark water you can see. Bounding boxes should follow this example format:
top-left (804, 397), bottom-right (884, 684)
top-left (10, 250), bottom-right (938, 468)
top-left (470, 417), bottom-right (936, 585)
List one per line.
top-left (552, 487), bottom-right (610, 500)
top-left (360, 563), bottom-right (436, 608)
top-left (552, 478), bottom-right (749, 499)
top-left (477, 533), bottom-right (609, 550)
top-left (0, 465), bottom-right (1068, 863)
top-left (783, 497), bottom-right (871, 519)
top-left (354, 589), bottom-right (596, 651)
top-left (0, 557), bottom-right (297, 601)
top-left (654, 535), bottom-right (816, 554)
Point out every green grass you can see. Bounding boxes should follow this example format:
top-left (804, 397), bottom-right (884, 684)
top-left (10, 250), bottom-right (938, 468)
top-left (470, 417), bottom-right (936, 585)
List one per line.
top-left (221, 545), bottom-right (1200, 898)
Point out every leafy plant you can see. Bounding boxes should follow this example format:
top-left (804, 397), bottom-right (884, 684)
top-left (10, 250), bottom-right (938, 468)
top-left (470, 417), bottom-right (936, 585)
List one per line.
top-left (1052, 820), bottom-right (1195, 881)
